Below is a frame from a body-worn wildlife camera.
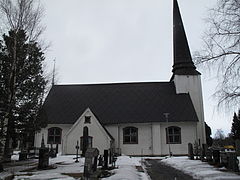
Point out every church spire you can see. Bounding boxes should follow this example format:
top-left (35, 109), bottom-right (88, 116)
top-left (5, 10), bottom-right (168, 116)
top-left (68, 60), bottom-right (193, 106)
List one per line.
top-left (172, 0), bottom-right (200, 75)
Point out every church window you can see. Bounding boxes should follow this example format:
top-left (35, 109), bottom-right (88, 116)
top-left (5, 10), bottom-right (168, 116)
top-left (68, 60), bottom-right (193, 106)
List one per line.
top-left (166, 126), bottom-right (181, 144)
top-left (123, 127), bottom-right (138, 144)
top-left (84, 116), bottom-right (91, 123)
top-left (48, 127), bottom-right (62, 144)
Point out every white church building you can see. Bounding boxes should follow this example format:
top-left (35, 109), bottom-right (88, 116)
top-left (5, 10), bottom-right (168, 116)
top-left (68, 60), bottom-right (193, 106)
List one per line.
top-left (35, 0), bottom-right (206, 156)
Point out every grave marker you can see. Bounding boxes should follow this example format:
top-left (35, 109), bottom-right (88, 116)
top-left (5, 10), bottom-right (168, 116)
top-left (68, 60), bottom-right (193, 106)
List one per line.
top-left (83, 148), bottom-right (99, 179)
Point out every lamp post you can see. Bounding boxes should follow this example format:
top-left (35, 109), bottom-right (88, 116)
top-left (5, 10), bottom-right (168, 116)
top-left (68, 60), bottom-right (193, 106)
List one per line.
top-left (164, 113), bottom-right (172, 156)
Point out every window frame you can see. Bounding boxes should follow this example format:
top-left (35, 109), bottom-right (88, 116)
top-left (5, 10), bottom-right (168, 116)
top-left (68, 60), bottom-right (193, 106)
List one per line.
top-left (166, 126), bottom-right (181, 144)
top-left (47, 127), bottom-right (62, 144)
top-left (123, 127), bottom-right (138, 144)
top-left (84, 116), bottom-right (91, 124)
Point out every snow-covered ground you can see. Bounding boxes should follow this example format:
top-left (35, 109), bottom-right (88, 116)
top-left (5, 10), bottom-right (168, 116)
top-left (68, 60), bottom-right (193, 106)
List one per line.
top-left (161, 156), bottom-right (240, 180)
top-left (5, 155), bottom-right (149, 180)
top-left (1, 154), bottom-right (240, 180)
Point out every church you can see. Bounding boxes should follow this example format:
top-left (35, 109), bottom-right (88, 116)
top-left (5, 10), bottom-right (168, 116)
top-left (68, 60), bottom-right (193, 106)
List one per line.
top-left (34, 0), bottom-right (206, 156)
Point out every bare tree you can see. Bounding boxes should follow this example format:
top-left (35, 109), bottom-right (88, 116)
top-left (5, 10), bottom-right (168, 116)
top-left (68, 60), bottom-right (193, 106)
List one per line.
top-left (0, 0), bottom-right (45, 163)
top-left (194, 0), bottom-right (240, 108)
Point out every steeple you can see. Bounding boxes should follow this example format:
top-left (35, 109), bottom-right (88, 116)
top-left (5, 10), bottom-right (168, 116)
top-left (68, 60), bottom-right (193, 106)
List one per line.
top-left (172, 0), bottom-right (200, 75)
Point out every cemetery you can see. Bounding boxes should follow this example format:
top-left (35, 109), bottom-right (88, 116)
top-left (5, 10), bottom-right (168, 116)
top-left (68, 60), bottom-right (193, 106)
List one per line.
top-left (1, 137), bottom-right (240, 180)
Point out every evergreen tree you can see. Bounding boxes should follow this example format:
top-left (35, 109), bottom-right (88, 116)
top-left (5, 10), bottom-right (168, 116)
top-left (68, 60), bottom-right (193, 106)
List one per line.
top-left (0, 30), bottom-right (46, 150)
top-left (231, 110), bottom-right (240, 140)
top-left (205, 122), bottom-right (213, 147)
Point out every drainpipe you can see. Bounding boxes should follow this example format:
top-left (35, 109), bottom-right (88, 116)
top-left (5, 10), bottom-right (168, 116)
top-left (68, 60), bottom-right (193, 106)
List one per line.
top-left (151, 123), bottom-right (154, 155)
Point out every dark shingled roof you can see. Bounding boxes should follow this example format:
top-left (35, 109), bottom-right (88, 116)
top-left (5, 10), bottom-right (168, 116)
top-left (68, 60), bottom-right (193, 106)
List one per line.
top-left (40, 82), bottom-right (198, 125)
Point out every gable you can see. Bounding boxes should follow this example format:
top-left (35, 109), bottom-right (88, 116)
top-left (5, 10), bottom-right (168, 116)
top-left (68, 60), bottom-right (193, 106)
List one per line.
top-left (40, 82), bottom-right (198, 125)
top-left (64, 108), bottom-right (113, 141)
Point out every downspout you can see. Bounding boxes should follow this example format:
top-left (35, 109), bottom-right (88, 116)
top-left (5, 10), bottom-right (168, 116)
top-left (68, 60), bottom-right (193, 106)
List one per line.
top-left (151, 123), bottom-right (153, 155)
top-left (118, 125), bottom-right (120, 154)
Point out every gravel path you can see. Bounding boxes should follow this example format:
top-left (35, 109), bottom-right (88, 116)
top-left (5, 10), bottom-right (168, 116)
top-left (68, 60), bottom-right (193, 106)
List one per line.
top-left (144, 159), bottom-right (196, 180)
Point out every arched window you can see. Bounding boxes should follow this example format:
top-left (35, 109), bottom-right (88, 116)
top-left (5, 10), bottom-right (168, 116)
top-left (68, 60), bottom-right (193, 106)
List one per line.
top-left (48, 127), bottom-right (62, 144)
top-left (166, 126), bottom-right (181, 144)
top-left (123, 127), bottom-right (138, 144)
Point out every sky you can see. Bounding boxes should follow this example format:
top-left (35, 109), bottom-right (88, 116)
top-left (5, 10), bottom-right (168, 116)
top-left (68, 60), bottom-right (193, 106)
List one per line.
top-left (41, 0), bottom-right (235, 136)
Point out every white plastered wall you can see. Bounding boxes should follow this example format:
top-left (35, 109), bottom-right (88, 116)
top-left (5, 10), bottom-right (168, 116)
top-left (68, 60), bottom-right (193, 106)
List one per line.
top-left (62, 108), bottom-right (111, 155)
top-left (173, 75), bottom-right (206, 145)
top-left (34, 124), bottom-right (72, 153)
top-left (106, 122), bottom-right (197, 156)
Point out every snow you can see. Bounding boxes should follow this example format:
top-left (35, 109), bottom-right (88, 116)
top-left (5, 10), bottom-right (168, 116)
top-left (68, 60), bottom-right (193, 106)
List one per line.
top-left (161, 156), bottom-right (240, 180)
top-left (2, 154), bottom-right (240, 180)
top-left (103, 155), bottom-right (150, 180)
top-left (2, 155), bottom-right (149, 180)
top-left (11, 151), bottom-right (20, 161)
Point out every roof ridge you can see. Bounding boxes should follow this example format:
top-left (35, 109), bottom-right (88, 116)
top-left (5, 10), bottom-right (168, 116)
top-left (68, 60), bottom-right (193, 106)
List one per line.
top-left (54, 81), bottom-right (173, 86)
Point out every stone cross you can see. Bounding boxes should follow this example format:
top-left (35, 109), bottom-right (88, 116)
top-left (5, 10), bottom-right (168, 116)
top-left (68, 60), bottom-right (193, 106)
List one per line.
top-left (75, 140), bottom-right (80, 163)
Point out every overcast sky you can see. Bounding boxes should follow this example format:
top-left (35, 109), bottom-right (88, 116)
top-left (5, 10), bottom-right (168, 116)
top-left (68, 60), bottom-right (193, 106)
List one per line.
top-left (41, 0), bottom-right (235, 136)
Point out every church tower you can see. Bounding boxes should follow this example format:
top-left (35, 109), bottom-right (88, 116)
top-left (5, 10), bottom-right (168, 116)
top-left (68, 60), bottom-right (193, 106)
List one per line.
top-left (171, 0), bottom-right (206, 144)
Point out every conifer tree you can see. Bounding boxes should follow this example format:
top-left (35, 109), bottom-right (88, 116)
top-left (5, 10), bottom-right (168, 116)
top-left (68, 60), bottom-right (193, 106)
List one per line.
top-left (0, 30), bottom-right (46, 153)
top-left (231, 110), bottom-right (240, 140)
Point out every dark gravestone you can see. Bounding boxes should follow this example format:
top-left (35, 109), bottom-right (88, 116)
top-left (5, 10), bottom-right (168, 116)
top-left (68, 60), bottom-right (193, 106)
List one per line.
top-left (201, 144), bottom-right (207, 161)
top-left (206, 149), bottom-right (213, 162)
top-left (212, 149), bottom-right (220, 164)
top-left (56, 144), bottom-right (59, 154)
top-left (82, 126), bottom-right (89, 157)
top-left (220, 152), bottom-right (228, 167)
top-left (228, 152), bottom-right (239, 172)
top-left (38, 135), bottom-right (49, 169)
top-left (98, 155), bottom-right (103, 166)
top-left (19, 150), bottom-right (28, 161)
top-left (109, 150), bottom-right (112, 164)
top-left (83, 148), bottom-right (99, 179)
top-left (104, 150), bottom-right (109, 169)
top-left (188, 143), bottom-right (194, 160)
top-left (38, 147), bottom-right (49, 169)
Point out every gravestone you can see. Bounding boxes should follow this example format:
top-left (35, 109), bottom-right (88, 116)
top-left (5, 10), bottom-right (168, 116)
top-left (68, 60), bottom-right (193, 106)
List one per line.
top-left (188, 143), bottom-right (194, 160)
top-left (98, 155), bottom-right (103, 166)
top-left (227, 152), bottom-right (239, 172)
top-left (38, 135), bottom-right (49, 169)
top-left (19, 150), bottom-right (28, 161)
top-left (83, 148), bottom-right (99, 179)
top-left (201, 144), bottom-right (207, 161)
top-left (38, 147), bottom-right (49, 169)
top-left (220, 152), bottom-right (228, 167)
top-left (212, 149), bottom-right (220, 164)
top-left (235, 139), bottom-right (240, 156)
top-left (206, 149), bottom-right (213, 162)
top-left (103, 150), bottom-right (109, 169)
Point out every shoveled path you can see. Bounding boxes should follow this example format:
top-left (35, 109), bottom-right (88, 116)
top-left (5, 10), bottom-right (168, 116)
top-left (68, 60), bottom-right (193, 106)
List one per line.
top-left (144, 159), bottom-right (196, 180)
